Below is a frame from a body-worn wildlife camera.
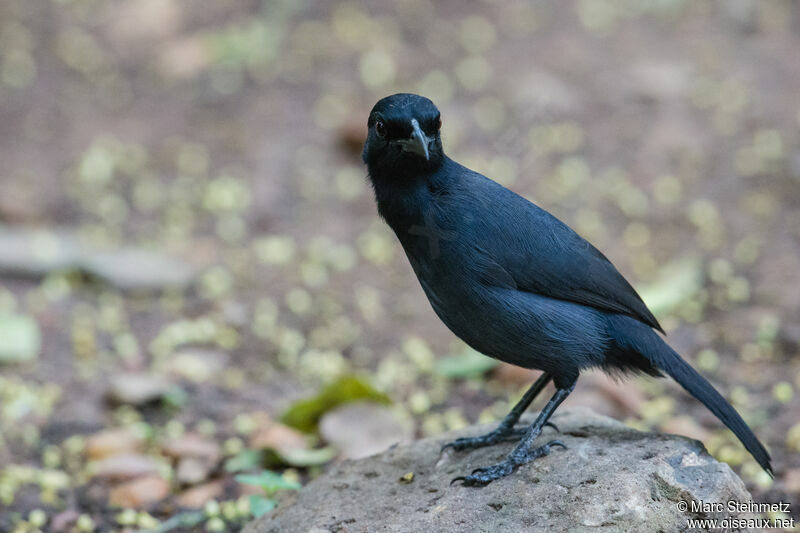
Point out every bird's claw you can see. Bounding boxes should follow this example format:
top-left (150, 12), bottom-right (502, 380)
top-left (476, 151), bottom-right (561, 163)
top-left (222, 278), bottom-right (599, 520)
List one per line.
top-left (440, 427), bottom-right (525, 453)
top-left (440, 440), bottom-right (460, 453)
top-left (458, 461), bottom-right (515, 486)
top-left (441, 433), bottom-right (501, 452)
top-left (451, 439), bottom-right (567, 487)
top-left (442, 422), bottom-right (562, 455)
top-left (518, 439), bottom-right (566, 461)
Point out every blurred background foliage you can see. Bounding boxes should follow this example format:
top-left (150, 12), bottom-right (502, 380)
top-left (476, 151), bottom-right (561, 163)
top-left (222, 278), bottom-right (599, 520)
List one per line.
top-left (0, 0), bottom-right (799, 531)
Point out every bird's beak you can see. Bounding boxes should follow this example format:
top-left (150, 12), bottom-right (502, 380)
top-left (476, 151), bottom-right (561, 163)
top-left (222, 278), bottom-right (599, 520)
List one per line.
top-left (397, 119), bottom-right (430, 160)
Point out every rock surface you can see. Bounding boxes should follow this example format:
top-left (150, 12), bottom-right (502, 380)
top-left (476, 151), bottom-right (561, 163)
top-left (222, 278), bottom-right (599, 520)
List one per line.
top-left (244, 408), bottom-right (753, 533)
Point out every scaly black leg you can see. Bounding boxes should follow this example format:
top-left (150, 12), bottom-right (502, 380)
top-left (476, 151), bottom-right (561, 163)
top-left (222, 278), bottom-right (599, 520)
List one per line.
top-left (441, 372), bottom-right (553, 452)
top-left (452, 379), bottom-right (576, 487)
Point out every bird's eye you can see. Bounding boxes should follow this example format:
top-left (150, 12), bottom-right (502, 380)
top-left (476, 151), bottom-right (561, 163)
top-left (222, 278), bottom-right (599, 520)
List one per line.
top-left (375, 121), bottom-right (387, 138)
top-left (435, 115), bottom-right (442, 131)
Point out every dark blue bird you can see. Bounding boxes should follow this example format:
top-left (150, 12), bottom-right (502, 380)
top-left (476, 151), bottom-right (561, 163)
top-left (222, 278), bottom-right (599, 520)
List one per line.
top-left (362, 93), bottom-right (772, 486)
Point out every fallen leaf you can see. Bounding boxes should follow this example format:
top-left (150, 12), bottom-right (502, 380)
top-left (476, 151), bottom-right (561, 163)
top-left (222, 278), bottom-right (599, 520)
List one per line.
top-left (281, 375), bottom-right (390, 432)
top-left (249, 423), bottom-right (307, 455)
top-left (161, 433), bottom-right (221, 461)
top-left (224, 450), bottom-right (263, 473)
top-left (108, 475), bottom-right (171, 508)
top-left (277, 446), bottom-right (337, 467)
top-left (92, 453), bottom-right (160, 481)
top-left (319, 402), bottom-right (413, 459)
top-left (249, 495), bottom-right (277, 518)
top-left (176, 457), bottom-right (214, 485)
top-left (86, 428), bottom-right (145, 460)
top-left (176, 480), bottom-right (226, 509)
top-left (235, 470), bottom-right (301, 494)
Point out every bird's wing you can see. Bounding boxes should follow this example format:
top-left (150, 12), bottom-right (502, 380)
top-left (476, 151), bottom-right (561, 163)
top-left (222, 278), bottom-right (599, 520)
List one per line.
top-left (473, 188), bottom-right (663, 332)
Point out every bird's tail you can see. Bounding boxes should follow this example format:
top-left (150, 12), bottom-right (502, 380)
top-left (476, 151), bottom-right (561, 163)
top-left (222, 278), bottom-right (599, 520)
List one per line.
top-left (652, 344), bottom-right (772, 475)
top-left (609, 316), bottom-right (773, 475)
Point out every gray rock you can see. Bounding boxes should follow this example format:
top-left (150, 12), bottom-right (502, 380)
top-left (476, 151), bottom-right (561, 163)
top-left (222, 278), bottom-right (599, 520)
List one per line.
top-left (244, 408), bottom-right (753, 533)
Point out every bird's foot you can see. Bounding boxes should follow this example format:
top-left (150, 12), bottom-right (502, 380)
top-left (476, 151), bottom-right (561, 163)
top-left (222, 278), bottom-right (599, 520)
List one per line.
top-left (451, 439), bottom-right (566, 487)
top-left (441, 422), bottom-right (559, 453)
top-left (441, 428), bottom-right (525, 452)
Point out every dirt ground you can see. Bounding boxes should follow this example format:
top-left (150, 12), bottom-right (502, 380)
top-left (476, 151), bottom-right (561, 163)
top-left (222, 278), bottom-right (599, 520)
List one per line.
top-left (0, 1), bottom-right (799, 531)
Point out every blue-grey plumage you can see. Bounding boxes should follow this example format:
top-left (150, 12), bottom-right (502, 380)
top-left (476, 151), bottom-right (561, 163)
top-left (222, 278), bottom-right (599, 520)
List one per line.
top-left (362, 93), bottom-right (771, 483)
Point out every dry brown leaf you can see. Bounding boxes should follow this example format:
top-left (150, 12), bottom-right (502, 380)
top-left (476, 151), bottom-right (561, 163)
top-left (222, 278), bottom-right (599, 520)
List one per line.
top-left (176, 480), bottom-right (226, 509)
top-left (109, 475), bottom-right (171, 509)
top-left (86, 428), bottom-right (145, 461)
top-left (92, 453), bottom-right (160, 481)
top-left (249, 423), bottom-right (308, 455)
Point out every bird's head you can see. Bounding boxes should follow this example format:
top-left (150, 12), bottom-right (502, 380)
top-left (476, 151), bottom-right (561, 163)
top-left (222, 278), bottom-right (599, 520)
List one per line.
top-left (362, 93), bottom-right (444, 181)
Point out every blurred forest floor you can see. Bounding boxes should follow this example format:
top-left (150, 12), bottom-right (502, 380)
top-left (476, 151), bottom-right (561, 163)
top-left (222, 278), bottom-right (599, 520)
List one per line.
top-left (1, 0), bottom-right (799, 531)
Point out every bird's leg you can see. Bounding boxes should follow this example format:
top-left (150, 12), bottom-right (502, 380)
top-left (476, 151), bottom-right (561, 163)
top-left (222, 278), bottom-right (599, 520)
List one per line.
top-left (442, 372), bottom-right (553, 452)
top-left (453, 380), bottom-right (576, 487)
